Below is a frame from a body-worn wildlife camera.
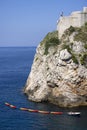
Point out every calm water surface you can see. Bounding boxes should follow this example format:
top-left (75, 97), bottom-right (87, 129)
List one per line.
top-left (0, 47), bottom-right (87, 130)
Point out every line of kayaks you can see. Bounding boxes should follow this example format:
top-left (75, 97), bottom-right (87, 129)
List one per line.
top-left (5, 102), bottom-right (81, 116)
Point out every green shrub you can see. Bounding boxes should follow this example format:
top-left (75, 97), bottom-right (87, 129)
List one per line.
top-left (68, 26), bottom-right (75, 35)
top-left (61, 44), bottom-right (71, 53)
top-left (84, 43), bottom-right (87, 49)
top-left (48, 37), bottom-right (59, 45)
top-left (44, 37), bottom-right (60, 55)
top-left (74, 22), bottom-right (87, 43)
top-left (72, 53), bottom-right (78, 64)
top-left (85, 22), bottom-right (87, 27)
top-left (63, 26), bottom-right (76, 37)
top-left (39, 31), bottom-right (60, 55)
top-left (70, 42), bottom-right (74, 46)
top-left (74, 32), bottom-right (87, 43)
top-left (80, 53), bottom-right (87, 65)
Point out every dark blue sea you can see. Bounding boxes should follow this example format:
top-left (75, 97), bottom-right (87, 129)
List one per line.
top-left (0, 47), bottom-right (87, 130)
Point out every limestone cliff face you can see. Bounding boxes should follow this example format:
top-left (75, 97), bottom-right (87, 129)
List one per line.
top-left (24, 25), bottom-right (87, 107)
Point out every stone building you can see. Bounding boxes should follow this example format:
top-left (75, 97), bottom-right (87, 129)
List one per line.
top-left (57, 7), bottom-right (87, 39)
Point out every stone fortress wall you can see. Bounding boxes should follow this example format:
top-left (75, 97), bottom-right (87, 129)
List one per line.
top-left (57, 7), bottom-right (87, 39)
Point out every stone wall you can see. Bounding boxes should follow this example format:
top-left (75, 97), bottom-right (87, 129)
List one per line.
top-left (57, 7), bottom-right (87, 39)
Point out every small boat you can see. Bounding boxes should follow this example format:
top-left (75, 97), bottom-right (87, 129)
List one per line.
top-left (67, 112), bottom-right (81, 116)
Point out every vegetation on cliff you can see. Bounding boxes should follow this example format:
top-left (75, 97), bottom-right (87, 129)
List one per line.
top-left (40, 31), bottom-right (60, 55)
top-left (74, 22), bottom-right (87, 43)
top-left (40, 23), bottom-right (87, 66)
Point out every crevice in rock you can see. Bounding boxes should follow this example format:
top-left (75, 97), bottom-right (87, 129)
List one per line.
top-left (47, 81), bottom-right (59, 88)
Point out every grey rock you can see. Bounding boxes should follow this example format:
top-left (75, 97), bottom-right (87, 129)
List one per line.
top-left (59, 49), bottom-right (72, 61)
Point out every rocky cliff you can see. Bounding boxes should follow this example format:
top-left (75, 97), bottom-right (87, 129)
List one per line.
top-left (24, 23), bottom-right (87, 107)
